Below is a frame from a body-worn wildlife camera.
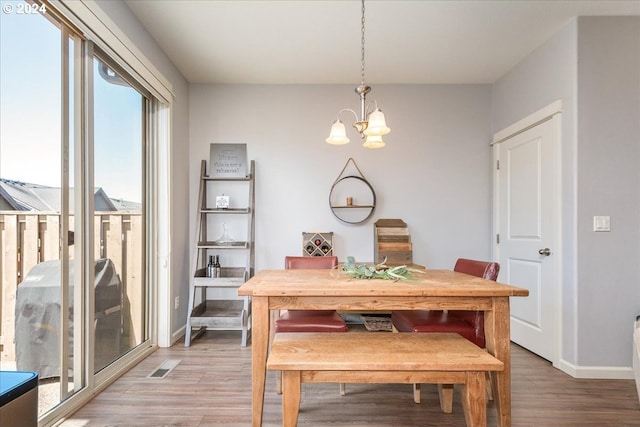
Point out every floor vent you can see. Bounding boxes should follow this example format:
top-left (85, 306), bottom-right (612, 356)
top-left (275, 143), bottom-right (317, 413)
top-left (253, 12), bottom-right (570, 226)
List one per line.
top-left (147, 359), bottom-right (181, 379)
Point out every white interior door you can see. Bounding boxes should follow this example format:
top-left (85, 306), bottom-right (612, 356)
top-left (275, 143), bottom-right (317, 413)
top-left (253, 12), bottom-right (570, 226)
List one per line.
top-left (494, 112), bottom-right (561, 364)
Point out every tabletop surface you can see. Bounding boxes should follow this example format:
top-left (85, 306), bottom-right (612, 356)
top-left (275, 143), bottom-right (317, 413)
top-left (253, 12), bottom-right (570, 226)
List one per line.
top-left (238, 268), bottom-right (529, 297)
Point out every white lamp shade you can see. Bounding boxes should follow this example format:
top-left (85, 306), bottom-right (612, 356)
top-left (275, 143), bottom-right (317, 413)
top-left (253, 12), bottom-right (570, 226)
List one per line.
top-left (326, 120), bottom-right (350, 145)
top-left (362, 134), bottom-right (386, 149)
top-left (363, 109), bottom-right (390, 136)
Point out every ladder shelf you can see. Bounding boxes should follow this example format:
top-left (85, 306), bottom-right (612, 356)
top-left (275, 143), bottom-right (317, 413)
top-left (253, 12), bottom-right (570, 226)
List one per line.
top-left (185, 160), bottom-right (255, 347)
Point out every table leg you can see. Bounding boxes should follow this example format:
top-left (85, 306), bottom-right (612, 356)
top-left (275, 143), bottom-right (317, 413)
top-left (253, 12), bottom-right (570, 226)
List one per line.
top-left (251, 297), bottom-right (269, 427)
top-left (484, 297), bottom-right (511, 427)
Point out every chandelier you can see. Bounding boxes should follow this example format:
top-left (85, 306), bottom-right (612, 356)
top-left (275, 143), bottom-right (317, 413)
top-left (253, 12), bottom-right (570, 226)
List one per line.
top-left (325, 0), bottom-right (390, 149)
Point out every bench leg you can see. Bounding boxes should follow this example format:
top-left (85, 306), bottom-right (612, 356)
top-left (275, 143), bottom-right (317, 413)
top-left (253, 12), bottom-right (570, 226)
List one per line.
top-left (435, 375), bottom-right (491, 413)
top-left (276, 370), bottom-right (283, 394)
top-left (282, 371), bottom-right (301, 427)
top-left (486, 371), bottom-right (494, 401)
top-left (438, 384), bottom-right (454, 413)
top-left (460, 372), bottom-right (486, 427)
top-left (281, 371), bottom-right (344, 396)
top-left (413, 383), bottom-right (421, 403)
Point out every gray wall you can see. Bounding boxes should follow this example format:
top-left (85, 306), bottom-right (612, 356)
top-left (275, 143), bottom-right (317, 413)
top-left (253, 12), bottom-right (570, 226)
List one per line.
top-left (492, 19), bottom-right (580, 368)
top-left (576, 17), bottom-right (640, 367)
top-left (493, 16), bottom-right (640, 373)
top-left (189, 84), bottom-right (493, 272)
top-left (100, 2), bottom-right (640, 375)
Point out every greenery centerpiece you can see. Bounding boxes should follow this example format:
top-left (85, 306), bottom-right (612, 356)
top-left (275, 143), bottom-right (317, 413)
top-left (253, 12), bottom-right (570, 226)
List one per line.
top-left (337, 256), bottom-right (422, 281)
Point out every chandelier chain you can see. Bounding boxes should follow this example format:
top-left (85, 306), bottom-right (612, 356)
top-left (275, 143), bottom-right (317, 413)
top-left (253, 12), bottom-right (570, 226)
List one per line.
top-left (360, 0), bottom-right (366, 86)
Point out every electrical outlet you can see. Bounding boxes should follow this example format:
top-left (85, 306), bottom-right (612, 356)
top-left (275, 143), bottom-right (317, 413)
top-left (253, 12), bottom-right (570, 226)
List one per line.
top-left (174, 296), bottom-right (180, 310)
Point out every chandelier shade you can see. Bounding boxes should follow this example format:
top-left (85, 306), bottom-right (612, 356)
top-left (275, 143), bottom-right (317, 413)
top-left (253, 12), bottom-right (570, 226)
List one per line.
top-left (362, 108), bottom-right (390, 136)
top-left (362, 134), bottom-right (386, 149)
top-left (326, 120), bottom-right (350, 145)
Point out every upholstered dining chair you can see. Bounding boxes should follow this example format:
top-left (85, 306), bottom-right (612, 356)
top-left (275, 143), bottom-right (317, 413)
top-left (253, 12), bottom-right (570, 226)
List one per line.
top-left (273, 256), bottom-right (347, 394)
top-left (391, 258), bottom-right (500, 406)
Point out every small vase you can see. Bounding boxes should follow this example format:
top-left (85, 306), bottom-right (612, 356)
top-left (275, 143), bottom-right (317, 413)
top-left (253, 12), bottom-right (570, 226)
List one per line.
top-left (216, 222), bottom-right (234, 244)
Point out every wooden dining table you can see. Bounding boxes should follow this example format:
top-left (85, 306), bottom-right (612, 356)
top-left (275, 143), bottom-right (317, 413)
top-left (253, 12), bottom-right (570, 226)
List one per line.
top-left (237, 267), bottom-right (529, 427)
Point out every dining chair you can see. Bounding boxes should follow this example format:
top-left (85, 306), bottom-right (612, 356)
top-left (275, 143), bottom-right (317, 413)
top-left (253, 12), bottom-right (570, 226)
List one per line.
top-left (273, 256), bottom-right (347, 394)
top-left (391, 258), bottom-right (500, 405)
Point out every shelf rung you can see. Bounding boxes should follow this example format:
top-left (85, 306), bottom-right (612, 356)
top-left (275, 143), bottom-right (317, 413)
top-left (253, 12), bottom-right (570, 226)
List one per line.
top-left (331, 205), bottom-right (375, 209)
top-left (200, 208), bottom-right (250, 214)
top-left (197, 241), bottom-right (249, 249)
top-left (202, 174), bottom-right (252, 182)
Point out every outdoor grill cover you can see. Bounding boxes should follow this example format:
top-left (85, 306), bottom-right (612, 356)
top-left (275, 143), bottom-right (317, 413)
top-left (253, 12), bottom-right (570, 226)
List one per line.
top-left (15, 259), bottom-right (122, 379)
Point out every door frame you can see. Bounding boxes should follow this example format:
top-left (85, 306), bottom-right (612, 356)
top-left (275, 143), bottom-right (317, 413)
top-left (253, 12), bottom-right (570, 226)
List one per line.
top-left (491, 100), bottom-right (563, 369)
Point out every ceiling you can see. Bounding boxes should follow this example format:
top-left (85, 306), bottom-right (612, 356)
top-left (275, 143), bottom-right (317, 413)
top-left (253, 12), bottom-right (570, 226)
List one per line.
top-left (125, 0), bottom-right (640, 85)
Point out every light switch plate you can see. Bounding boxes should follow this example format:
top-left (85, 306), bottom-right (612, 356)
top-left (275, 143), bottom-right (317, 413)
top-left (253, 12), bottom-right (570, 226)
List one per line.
top-left (593, 216), bottom-right (610, 232)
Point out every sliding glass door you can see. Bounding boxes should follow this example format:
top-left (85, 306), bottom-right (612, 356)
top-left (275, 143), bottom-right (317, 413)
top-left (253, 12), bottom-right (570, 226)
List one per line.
top-left (91, 52), bottom-right (147, 370)
top-left (0, 6), bottom-right (80, 416)
top-left (0, 3), bottom-right (151, 423)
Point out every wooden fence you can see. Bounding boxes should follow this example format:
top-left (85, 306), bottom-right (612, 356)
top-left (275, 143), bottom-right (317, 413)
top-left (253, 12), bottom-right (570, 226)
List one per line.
top-left (0, 212), bottom-right (142, 365)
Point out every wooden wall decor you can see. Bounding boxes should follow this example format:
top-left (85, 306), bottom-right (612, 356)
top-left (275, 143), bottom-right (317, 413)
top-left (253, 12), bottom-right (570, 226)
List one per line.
top-left (374, 219), bottom-right (413, 265)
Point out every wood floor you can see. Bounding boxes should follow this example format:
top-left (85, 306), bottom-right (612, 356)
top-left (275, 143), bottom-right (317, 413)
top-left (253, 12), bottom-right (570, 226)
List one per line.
top-left (59, 330), bottom-right (640, 427)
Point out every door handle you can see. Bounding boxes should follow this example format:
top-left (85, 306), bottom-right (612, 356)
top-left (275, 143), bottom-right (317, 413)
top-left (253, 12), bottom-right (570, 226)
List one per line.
top-left (538, 248), bottom-right (551, 256)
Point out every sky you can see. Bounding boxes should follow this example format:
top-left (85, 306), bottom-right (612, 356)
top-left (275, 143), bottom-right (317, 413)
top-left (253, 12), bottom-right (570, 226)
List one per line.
top-left (0, 2), bottom-right (143, 204)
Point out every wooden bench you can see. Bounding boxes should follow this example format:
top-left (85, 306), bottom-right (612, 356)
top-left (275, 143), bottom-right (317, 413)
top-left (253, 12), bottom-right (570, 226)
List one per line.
top-left (266, 332), bottom-right (504, 427)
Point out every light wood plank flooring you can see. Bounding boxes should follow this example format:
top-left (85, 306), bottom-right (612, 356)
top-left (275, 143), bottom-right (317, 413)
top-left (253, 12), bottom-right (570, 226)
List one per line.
top-left (59, 330), bottom-right (640, 426)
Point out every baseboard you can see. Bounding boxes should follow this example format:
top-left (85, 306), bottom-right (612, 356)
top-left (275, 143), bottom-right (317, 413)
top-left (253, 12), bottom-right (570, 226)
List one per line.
top-left (170, 325), bottom-right (186, 347)
top-left (558, 318), bottom-right (640, 381)
top-left (559, 358), bottom-right (635, 380)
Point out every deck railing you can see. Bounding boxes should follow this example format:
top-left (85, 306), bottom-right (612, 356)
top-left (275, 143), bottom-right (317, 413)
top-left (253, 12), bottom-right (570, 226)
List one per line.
top-left (0, 211), bottom-right (142, 365)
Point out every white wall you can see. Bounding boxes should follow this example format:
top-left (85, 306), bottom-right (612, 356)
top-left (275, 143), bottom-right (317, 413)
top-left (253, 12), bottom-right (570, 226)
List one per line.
top-left (189, 84), bottom-right (493, 271)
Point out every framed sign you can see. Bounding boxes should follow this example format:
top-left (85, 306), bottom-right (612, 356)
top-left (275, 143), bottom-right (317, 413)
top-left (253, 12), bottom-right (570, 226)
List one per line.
top-left (209, 143), bottom-right (247, 177)
top-left (215, 195), bottom-right (230, 209)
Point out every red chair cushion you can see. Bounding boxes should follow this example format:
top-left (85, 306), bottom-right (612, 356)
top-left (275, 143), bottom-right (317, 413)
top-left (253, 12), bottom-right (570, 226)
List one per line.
top-left (275, 310), bottom-right (347, 333)
top-left (391, 310), bottom-right (485, 348)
